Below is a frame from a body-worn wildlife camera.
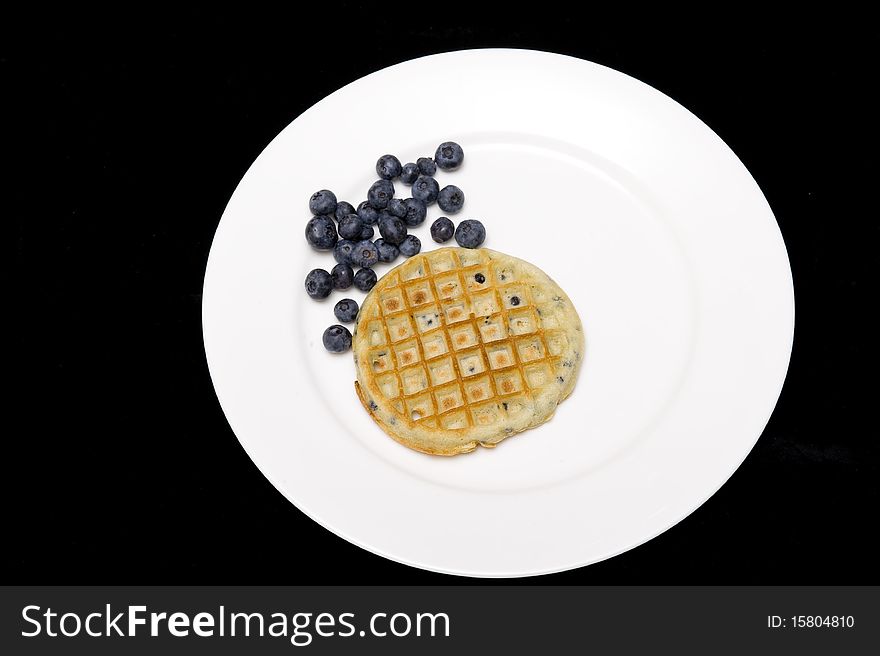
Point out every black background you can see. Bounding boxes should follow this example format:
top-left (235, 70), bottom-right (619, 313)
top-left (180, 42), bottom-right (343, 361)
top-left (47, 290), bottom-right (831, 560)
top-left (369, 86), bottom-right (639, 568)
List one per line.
top-left (5, 8), bottom-right (875, 583)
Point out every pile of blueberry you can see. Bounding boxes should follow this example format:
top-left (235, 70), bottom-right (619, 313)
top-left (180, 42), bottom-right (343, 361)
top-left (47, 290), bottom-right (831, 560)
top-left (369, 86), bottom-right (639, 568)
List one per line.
top-left (304, 141), bottom-right (487, 353)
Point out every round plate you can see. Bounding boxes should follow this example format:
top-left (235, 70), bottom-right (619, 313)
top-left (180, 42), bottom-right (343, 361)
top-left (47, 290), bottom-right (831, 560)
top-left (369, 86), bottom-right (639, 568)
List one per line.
top-left (202, 49), bottom-right (794, 577)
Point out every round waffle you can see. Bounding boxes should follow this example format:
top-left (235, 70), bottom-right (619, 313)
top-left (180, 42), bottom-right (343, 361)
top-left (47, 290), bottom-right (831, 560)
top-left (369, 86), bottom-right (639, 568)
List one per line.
top-left (353, 247), bottom-right (584, 456)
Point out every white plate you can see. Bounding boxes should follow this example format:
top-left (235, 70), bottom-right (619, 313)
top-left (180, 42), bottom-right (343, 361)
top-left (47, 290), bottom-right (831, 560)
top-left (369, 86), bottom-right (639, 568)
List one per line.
top-left (202, 49), bottom-right (794, 577)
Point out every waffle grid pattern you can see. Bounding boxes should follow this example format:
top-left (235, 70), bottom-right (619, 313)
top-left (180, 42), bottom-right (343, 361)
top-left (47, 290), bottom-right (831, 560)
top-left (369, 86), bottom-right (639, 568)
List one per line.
top-left (362, 249), bottom-right (572, 431)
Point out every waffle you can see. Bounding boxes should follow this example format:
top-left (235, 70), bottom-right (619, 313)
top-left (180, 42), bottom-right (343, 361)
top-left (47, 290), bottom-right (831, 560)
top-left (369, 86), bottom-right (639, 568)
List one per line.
top-left (353, 247), bottom-right (584, 456)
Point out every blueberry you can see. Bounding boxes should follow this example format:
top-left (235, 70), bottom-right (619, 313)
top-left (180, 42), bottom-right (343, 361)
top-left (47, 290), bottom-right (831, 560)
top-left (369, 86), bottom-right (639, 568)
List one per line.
top-left (368, 179), bottom-right (395, 209)
top-left (434, 142), bottom-right (464, 170)
top-left (386, 197), bottom-right (407, 219)
top-left (337, 214), bottom-right (364, 240)
top-left (305, 268), bottom-right (333, 299)
top-left (350, 239), bottom-right (379, 268)
top-left (359, 223), bottom-right (375, 240)
top-left (510, 296), bottom-right (521, 306)
top-left (333, 298), bottom-right (360, 323)
top-left (376, 154), bottom-right (403, 180)
top-left (454, 219), bottom-right (486, 249)
top-left (354, 268), bottom-right (378, 292)
top-left (437, 185), bottom-right (465, 214)
top-left (373, 238), bottom-right (399, 263)
top-left (402, 198), bottom-right (427, 226)
top-left (309, 189), bottom-right (337, 215)
top-left (474, 273), bottom-right (486, 284)
top-left (333, 239), bottom-right (356, 264)
top-left (378, 215), bottom-right (407, 245)
top-left (417, 157), bottom-right (437, 176)
top-left (331, 263), bottom-right (354, 290)
top-left (400, 162), bottom-right (419, 185)
top-left (399, 234), bottom-right (421, 257)
top-left (334, 201), bottom-right (355, 222)
top-left (430, 217), bottom-right (455, 243)
top-left (304, 215), bottom-right (338, 250)
top-left (412, 175), bottom-right (439, 204)
top-left (357, 201), bottom-right (380, 226)
top-left (323, 324), bottom-right (352, 353)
